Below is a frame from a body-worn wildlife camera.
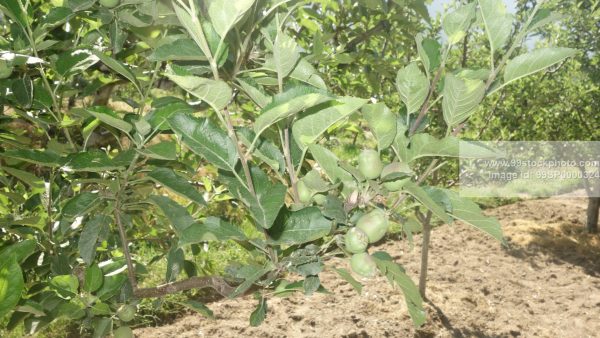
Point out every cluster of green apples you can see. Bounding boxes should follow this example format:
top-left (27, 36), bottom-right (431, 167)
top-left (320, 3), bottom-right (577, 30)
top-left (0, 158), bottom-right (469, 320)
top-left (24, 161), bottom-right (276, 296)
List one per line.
top-left (344, 209), bottom-right (389, 277)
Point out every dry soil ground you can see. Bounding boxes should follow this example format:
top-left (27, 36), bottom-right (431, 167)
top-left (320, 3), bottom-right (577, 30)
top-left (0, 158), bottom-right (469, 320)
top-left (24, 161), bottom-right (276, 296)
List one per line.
top-left (134, 197), bottom-right (600, 338)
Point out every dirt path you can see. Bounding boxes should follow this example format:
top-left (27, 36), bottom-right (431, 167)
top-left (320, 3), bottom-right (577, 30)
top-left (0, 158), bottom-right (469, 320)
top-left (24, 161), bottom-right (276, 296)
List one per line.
top-left (134, 197), bottom-right (600, 338)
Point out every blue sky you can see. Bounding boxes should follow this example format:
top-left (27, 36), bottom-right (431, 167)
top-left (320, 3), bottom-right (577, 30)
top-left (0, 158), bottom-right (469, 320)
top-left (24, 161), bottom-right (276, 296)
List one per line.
top-left (428, 0), bottom-right (518, 17)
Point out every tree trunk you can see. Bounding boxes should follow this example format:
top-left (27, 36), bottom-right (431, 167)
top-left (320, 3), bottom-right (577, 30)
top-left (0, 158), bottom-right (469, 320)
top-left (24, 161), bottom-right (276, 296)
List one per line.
top-left (587, 197), bottom-right (600, 234)
top-left (418, 211), bottom-right (433, 299)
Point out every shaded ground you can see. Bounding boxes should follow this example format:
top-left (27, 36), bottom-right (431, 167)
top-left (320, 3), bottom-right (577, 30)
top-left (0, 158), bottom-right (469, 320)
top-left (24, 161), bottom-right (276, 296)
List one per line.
top-left (135, 197), bottom-right (600, 338)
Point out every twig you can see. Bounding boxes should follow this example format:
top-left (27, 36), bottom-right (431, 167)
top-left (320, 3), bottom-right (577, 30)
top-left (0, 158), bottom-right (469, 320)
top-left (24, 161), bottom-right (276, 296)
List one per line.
top-left (134, 276), bottom-right (235, 298)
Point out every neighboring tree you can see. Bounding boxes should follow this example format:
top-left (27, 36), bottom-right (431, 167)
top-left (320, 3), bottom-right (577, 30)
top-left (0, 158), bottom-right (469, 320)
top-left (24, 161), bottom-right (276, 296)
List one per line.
top-left (469, 0), bottom-right (599, 232)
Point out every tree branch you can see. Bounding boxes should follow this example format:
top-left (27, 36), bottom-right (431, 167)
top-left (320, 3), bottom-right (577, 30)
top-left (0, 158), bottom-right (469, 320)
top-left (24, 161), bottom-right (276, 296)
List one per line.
top-left (134, 276), bottom-right (235, 298)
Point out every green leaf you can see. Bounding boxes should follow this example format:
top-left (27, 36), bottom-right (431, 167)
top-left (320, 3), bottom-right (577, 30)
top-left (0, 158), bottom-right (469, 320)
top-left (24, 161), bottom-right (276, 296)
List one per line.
top-left (79, 106), bottom-right (133, 134)
top-left (371, 252), bottom-right (425, 327)
top-left (405, 134), bottom-right (501, 162)
top-left (442, 2), bottom-right (476, 44)
top-left (173, 1), bottom-right (212, 60)
top-left (249, 295), bottom-right (267, 327)
top-left (11, 75), bottom-right (33, 108)
top-left (63, 151), bottom-right (128, 172)
top-left (92, 318), bottom-right (113, 338)
top-left (238, 127), bottom-right (285, 173)
top-left (293, 97), bottom-right (367, 149)
top-left (138, 141), bottom-right (177, 160)
top-left (303, 275), bottom-right (320, 295)
top-left (178, 217), bottom-right (247, 246)
top-left (442, 73), bottom-right (485, 127)
top-left (0, 149), bottom-right (63, 167)
top-left (149, 195), bottom-right (195, 234)
top-left (402, 182), bottom-right (451, 223)
top-left (146, 99), bottom-right (195, 131)
top-left (0, 0), bottom-right (28, 28)
top-left (307, 144), bottom-right (354, 185)
top-left (416, 33), bottom-right (441, 76)
top-left (208, 0), bottom-right (256, 38)
top-left (273, 29), bottom-right (300, 79)
top-left (177, 300), bottom-right (213, 318)
top-left (149, 37), bottom-right (206, 61)
top-left (92, 51), bottom-right (142, 96)
top-left (402, 217), bottom-right (422, 250)
top-left (301, 169), bottom-right (330, 193)
top-left (0, 239), bottom-right (36, 263)
top-left (237, 78), bottom-right (272, 108)
top-left (268, 207), bottom-right (332, 245)
top-left (165, 65), bottom-right (232, 111)
top-left (396, 63), bottom-right (429, 115)
top-left (229, 264), bottom-right (274, 298)
top-left (503, 48), bottom-right (577, 87)
top-left (34, 7), bottom-right (73, 38)
top-left (78, 214), bottom-right (111, 265)
top-left (478, 0), bottom-right (513, 55)
top-left (95, 274), bottom-right (127, 301)
top-left (168, 114), bottom-right (237, 171)
top-left (222, 166), bottom-right (287, 229)
top-left (54, 49), bottom-right (98, 78)
top-left (442, 189), bottom-right (504, 242)
top-left (254, 86), bottom-right (333, 138)
top-left (84, 265), bottom-right (104, 293)
top-left (0, 257), bottom-right (23, 319)
top-left (166, 246), bottom-right (184, 282)
top-left (526, 8), bottom-right (563, 33)
top-left (62, 192), bottom-right (101, 221)
top-left (363, 102), bottom-right (397, 150)
top-left (50, 275), bottom-right (79, 299)
top-left (1, 167), bottom-right (44, 191)
top-left (334, 268), bottom-right (363, 294)
top-left (263, 58), bottom-right (327, 89)
top-left (404, 133), bottom-right (457, 162)
top-left (148, 168), bottom-right (206, 206)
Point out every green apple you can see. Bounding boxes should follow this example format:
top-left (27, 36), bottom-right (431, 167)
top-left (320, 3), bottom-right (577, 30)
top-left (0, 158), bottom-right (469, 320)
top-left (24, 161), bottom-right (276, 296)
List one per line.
top-left (99, 0), bottom-right (120, 9)
top-left (358, 149), bottom-right (383, 180)
top-left (344, 227), bottom-right (369, 253)
top-left (350, 253), bottom-right (377, 278)
top-left (356, 209), bottom-right (389, 243)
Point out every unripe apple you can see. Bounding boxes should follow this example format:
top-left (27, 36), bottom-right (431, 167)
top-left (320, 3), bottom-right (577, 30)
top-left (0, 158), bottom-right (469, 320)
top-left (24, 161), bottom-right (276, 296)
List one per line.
top-left (0, 60), bottom-right (12, 79)
top-left (344, 227), bottom-right (369, 253)
top-left (116, 304), bottom-right (136, 322)
top-left (113, 326), bottom-right (133, 338)
top-left (358, 149), bottom-right (383, 180)
top-left (356, 209), bottom-right (389, 243)
top-left (350, 253), bottom-right (378, 278)
top-left (297, 180), bottom-right (313, 204)
top-left (99, 0), bottom-right (120, 9)
top-left (312, 193), bottom-right (327, 205)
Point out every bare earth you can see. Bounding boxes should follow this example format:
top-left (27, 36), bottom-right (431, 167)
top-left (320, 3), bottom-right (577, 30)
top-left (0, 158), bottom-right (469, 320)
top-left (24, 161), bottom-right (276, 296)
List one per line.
top-left (134, 197), bottom-right (600, 338)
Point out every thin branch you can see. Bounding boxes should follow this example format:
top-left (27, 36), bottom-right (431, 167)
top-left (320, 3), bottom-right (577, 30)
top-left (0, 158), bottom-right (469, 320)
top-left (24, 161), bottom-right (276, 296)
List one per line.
top-left (134, 276), bottom-right (235, 298)
top-left (223, 107), bottom-right (256, 195)
top-left (283, 127), bottom-right (300, 204)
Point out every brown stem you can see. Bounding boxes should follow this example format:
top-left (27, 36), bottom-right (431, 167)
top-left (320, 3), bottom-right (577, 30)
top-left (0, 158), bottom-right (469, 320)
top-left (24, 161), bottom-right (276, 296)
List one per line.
top-left (223, 107), bottom-right (255, 195)
top-left (114, 153), bottom-right (141, 289)
top-left (410, 60), bottom-right (446, 136)
top-left (461, 32), bottom-right (470, 68)
top-left (418, 210), bottom-right (433, 299)
top-left (134, 276), bottom-right (235, 298)
top-left (283, 127), bottom-right (300, 204)
top-left (115, 207), bottom-right (137, 289)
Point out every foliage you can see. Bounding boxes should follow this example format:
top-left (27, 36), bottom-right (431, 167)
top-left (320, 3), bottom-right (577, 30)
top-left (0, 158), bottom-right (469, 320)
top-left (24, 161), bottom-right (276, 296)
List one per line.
top-left (0, 0), bottom-right (573, 335)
